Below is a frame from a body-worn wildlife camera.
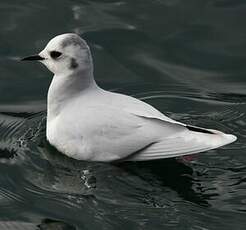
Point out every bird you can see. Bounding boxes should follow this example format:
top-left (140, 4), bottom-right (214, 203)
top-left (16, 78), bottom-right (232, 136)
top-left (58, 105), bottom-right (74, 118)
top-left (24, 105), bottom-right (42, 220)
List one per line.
top-left (21, 33), bottom-right (237, 162)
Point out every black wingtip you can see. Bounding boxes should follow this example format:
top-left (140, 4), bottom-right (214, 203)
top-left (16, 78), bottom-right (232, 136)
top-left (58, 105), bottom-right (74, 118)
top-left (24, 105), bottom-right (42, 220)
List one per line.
top-left (186, 125), bottom-right (214, 134)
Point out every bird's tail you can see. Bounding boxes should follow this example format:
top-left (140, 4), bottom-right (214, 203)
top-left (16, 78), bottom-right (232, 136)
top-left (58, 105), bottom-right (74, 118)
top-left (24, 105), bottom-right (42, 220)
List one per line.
top-left (128, 125), bottom-right (237, 161)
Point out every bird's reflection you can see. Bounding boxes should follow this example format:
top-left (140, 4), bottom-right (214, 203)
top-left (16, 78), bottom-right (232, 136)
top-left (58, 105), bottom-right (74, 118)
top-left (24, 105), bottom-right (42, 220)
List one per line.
top-left (41, 139), bottom-right (211, 207)
top-left (119, 158), bottom-right (210, 206)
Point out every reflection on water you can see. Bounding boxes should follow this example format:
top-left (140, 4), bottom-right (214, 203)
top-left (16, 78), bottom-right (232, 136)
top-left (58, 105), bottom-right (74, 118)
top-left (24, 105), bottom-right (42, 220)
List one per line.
top-left (0, 0), bottom-right (246, 229)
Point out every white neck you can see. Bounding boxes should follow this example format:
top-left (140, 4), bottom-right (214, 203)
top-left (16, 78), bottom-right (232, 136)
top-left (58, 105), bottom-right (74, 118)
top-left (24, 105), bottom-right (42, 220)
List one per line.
top-left (47, 68), bottom-right (98, 121)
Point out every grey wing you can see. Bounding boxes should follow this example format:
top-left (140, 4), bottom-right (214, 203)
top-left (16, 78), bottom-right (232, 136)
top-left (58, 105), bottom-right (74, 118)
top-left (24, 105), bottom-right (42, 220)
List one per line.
top-left (102, 92), bottom-right (237, 161)
top-left (77, 105), bottom-right (186, 161)
top-left (125, 116), bottom-right (236, 161)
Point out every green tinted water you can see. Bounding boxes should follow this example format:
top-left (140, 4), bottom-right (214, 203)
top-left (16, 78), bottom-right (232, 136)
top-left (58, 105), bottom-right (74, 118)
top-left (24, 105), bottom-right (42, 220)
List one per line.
top-left (0, 1), bottom-right (245, 229)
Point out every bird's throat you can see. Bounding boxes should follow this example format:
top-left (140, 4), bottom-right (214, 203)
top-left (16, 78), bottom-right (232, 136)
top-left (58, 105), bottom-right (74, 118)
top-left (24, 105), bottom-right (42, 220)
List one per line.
top-left (47, 70), bottom-right (97, 120)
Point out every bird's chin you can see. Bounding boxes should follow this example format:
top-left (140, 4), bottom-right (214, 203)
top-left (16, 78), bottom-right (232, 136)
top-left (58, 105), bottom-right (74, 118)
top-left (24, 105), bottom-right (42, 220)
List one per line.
top-left (40, 61), bottom-right (55, 74)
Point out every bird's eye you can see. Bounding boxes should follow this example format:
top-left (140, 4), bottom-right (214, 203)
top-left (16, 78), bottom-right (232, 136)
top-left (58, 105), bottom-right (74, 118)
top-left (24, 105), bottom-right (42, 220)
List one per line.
top-left (50, 51), bottom-right (62, 59)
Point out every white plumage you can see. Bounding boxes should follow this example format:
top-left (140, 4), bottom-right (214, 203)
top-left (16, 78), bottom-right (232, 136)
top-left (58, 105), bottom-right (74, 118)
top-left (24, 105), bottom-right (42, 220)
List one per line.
top-left (22, 33), bottom-right (237, 162)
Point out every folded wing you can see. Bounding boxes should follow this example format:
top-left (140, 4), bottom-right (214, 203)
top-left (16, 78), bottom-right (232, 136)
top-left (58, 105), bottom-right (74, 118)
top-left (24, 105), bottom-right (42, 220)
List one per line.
top-left (127, 120), bottom-right (237, 161)
top-left (86, 91), bottom-right (237, 161)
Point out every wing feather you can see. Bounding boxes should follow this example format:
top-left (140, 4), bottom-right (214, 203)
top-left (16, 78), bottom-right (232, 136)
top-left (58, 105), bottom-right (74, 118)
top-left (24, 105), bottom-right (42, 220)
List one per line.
top-left (127, 128), bottom-right (237, 161)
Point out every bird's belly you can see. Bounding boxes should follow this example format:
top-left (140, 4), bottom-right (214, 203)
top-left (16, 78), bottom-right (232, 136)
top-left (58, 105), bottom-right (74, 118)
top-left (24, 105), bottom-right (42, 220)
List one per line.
top-left (46, 119), bottom-right (94, 160)
top-left (46, 118), bottom-right (121, 161)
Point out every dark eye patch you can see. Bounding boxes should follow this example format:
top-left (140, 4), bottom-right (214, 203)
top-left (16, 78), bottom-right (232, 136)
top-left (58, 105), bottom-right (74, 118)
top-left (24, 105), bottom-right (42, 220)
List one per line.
top-left (50, 51), bottom-right (62, 59)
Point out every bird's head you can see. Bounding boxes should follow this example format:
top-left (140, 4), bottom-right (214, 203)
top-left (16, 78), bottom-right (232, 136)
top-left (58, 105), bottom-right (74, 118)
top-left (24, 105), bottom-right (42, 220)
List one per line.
top-left (21, 33), bottom-right (93, 75)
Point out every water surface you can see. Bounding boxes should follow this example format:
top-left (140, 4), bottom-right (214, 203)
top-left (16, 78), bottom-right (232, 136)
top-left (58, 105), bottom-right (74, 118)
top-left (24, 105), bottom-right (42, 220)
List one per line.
top-left (0, 0), bottom-right (246, 229)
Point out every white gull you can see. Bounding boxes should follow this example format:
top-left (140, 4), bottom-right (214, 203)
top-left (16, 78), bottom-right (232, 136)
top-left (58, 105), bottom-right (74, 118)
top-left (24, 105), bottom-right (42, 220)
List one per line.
top-left (21, 33), bottom-right (237, 161)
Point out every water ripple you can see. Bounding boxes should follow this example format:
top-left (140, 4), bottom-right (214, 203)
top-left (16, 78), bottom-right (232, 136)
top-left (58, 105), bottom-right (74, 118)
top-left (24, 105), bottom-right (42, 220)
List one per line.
top-left (0, 83), bottom-right (244, 228)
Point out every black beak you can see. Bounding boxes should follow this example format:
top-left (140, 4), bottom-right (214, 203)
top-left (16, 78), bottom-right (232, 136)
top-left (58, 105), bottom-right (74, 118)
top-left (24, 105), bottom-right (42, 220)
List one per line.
top-left (21, 55), bottom-right (44, 61)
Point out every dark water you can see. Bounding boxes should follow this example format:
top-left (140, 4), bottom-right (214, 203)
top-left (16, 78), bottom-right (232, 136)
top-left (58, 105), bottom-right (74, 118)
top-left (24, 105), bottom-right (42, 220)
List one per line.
top-left (0, 0), bottom-right (246, 229)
